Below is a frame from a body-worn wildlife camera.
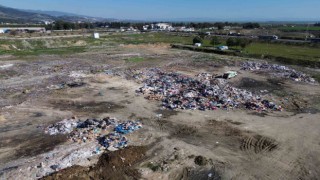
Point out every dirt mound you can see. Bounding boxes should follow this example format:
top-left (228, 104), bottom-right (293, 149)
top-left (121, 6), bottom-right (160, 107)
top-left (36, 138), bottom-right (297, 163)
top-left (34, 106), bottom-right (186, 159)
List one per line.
top-left (42, 146), bottom-right (147, 180)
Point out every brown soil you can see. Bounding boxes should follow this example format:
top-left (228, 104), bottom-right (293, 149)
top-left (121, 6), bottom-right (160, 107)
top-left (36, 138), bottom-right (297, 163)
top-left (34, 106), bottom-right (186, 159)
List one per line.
top-left (42, 146), bottom-right (147, 180)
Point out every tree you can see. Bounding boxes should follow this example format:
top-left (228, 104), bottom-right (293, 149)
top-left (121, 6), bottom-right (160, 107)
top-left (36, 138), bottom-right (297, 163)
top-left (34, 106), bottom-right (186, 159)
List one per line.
top-left (214, 22), bottom-right (225, 30)
top-left (226, 38), bottom-right (237, 46)
top-left (243, 22), bottom-right (260, 29)
top-left (198, 32), bottom-right (206, 39)
top-left (193, 36), bottom-right (203, 44)
top-left (314, 23), bottom-right (320, 27)
top-left (210, 37), bottom-right (221, 46)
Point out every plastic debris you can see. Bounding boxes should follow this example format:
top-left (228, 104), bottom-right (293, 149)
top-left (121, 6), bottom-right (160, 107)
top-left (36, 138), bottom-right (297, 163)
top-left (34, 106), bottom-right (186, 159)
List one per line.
top-left (115, 121), bottom-right (142, 134)
top-left (223, 71), bottom-right (237, 79)
top-left (45, 117), bottom-right (142, 151)
top-left (135, 68), bottom-right (282, 111)
top-left (45, 118), bottom-right (80, 135)
top-left (0, 64), bottom-right (14, 69)
top-left (241, 61), bottom-right (316, 84)
top-left (99, 132), bottom-right (128, 149)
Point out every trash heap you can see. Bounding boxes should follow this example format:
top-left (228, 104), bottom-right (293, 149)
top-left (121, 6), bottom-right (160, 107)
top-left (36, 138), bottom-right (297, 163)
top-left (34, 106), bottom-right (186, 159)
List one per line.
top-left (241, 61), bottom-right (316, 84)
top-left (45, 117), bottom-right (142, 151)
top-left (136, 68), bottom-right (282, 111)
top-left (45, 118), bottom-right (80, 135)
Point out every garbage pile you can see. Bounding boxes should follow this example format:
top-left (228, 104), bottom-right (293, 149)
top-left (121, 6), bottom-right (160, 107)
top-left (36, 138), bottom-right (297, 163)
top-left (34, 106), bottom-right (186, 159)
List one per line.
top-left (45, 117), bottom-right (142, 151)
top-left (136, 68), bottom-right (282, 111)
top-left (45, 118), bottom-right (80, 135)
top-left (241, 61), bottom-right (316, 84)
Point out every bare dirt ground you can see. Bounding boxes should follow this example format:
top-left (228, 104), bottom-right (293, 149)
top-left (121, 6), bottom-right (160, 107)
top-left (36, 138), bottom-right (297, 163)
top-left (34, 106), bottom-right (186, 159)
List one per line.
top-left (0, 44), bottom-right (320, 180)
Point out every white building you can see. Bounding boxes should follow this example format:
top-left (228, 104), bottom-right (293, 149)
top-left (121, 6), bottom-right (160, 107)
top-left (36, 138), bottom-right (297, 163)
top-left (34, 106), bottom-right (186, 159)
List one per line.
top-left (178, 27), bottom-right (195, 32)
top-left (143, 25), bottom-right (149, 31)
top-left (155, 23), bottom-right (173, 31)
top-left (0, 29), bottom-right (5, 34)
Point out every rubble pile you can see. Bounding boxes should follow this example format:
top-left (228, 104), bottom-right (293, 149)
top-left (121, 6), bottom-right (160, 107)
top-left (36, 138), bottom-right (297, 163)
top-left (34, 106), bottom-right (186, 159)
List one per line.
top-left (45, 117), bottom-right (142, 150)
top-left (241, 61), bottom-right (316, 84)
top-left (136, 68), bottom-right (282, 111)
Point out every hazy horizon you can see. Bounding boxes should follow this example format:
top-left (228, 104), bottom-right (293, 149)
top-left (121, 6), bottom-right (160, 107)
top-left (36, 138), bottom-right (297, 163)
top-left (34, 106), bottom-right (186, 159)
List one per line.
top-left (1, 0), bottom-right (320, 22)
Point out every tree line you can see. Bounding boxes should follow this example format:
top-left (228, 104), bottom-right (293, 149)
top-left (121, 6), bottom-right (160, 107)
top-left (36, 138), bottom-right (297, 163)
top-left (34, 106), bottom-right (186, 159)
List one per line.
top-left (193, 36), bottom-right (252, 49)
top-left (45, 21), bottom-right (261, 30)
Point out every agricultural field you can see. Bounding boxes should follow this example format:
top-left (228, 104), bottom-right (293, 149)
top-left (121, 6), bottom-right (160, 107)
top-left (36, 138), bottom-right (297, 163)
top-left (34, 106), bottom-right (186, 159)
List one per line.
top-left (244, 43), bottom-right (320, 62)
top-left (279, 26), bottom-right (320, 32)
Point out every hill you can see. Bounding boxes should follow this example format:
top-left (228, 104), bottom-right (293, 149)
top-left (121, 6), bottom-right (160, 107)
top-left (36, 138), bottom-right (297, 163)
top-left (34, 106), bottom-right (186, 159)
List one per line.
top-left (0, 5), bottom-right (113, 23)
top-left (0, 5), bottom-right (53, 23)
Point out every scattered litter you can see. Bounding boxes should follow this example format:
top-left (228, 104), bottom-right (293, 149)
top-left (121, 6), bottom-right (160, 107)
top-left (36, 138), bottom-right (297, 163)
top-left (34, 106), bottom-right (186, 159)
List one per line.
top-left (50, 165), bottom-right (60, 171)
top-left (66, 81), bottom-right (86, 88)
top-left (47, 84), bottom-right (65, 90)
top-left (69, 71), bottom-right (88, 78)
top-left (115, 121), bottom-right (142, 134)
top-left (223, 71), bottom-right (237, 79)
top-left (135, 68), bottom-right (282, 111)
top-left (46, 81), bottom-right (86, 90)
top-left (0, 64), bottom-right (14, 69)
top-left (241, 61), bottom-right (316, 84)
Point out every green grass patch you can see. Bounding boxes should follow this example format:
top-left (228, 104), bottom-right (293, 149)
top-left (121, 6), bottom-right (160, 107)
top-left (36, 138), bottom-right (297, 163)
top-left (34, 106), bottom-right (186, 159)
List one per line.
top-left (243, 43), bottom-right (320, 62)
top-left (106, 33), bottom-right (194, 45)
top-left (11, 46), bottom-right (86, 56)
top-left (126, 57), bottom-right (145, 63)
top-left (311, 73), bottom-right (320, 83)
top-left (279, 26), bottom-right (320, 32)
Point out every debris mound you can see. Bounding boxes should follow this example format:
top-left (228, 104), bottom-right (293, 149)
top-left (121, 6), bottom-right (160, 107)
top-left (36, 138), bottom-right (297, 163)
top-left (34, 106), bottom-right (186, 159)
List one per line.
top-left (135, 68), bottom-right (282, 111)
top-left (241, 61), bottom-right (316, 84)
top-left (41, 146), bottom-right (147, 180)
top-left (45, 117), bottom-right (142, 151)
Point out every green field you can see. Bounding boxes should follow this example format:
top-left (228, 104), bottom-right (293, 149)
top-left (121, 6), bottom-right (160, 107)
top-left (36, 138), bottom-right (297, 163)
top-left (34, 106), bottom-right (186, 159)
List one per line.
top-left (244, 43), bottom-right (320, 62)
top-left (1, 32), bottom-right (319, 66)
top-left (105, 33), bottom-right (196, 45)
top-left (279, 26), bottom-right (320, 32)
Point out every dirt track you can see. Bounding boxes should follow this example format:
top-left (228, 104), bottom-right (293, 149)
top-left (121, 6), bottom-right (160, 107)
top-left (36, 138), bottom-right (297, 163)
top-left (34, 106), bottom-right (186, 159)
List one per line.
top-left (0, 44), bottom-right (320, 179)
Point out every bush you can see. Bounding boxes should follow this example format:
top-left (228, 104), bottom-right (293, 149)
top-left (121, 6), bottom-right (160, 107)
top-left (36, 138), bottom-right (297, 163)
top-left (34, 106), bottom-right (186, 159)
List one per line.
top-left (210, 37), bottom-right (221, 46)
top-left (193, 36), bottom-right (203, 44)
top-left (226, 38), bottom-right (238, 46)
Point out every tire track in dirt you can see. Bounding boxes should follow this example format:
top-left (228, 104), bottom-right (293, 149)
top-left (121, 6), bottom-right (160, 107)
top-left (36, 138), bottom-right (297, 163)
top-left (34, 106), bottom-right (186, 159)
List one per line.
top-left (240, 135), bottom-right (278, 154)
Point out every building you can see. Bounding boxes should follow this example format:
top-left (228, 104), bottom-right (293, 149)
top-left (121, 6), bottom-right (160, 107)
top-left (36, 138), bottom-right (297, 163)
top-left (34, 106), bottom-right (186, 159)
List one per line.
top-left (155, 23), bottom-right (173, 31)
top-left (175, 26), bottom-right (195, 32)
top-left (0, 29), bottom-right (5, 34)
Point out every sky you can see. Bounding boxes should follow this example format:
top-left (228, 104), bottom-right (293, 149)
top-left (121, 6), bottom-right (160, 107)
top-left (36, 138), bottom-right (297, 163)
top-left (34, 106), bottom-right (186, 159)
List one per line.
top-left (1, 0), bottom-right (320, 21)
